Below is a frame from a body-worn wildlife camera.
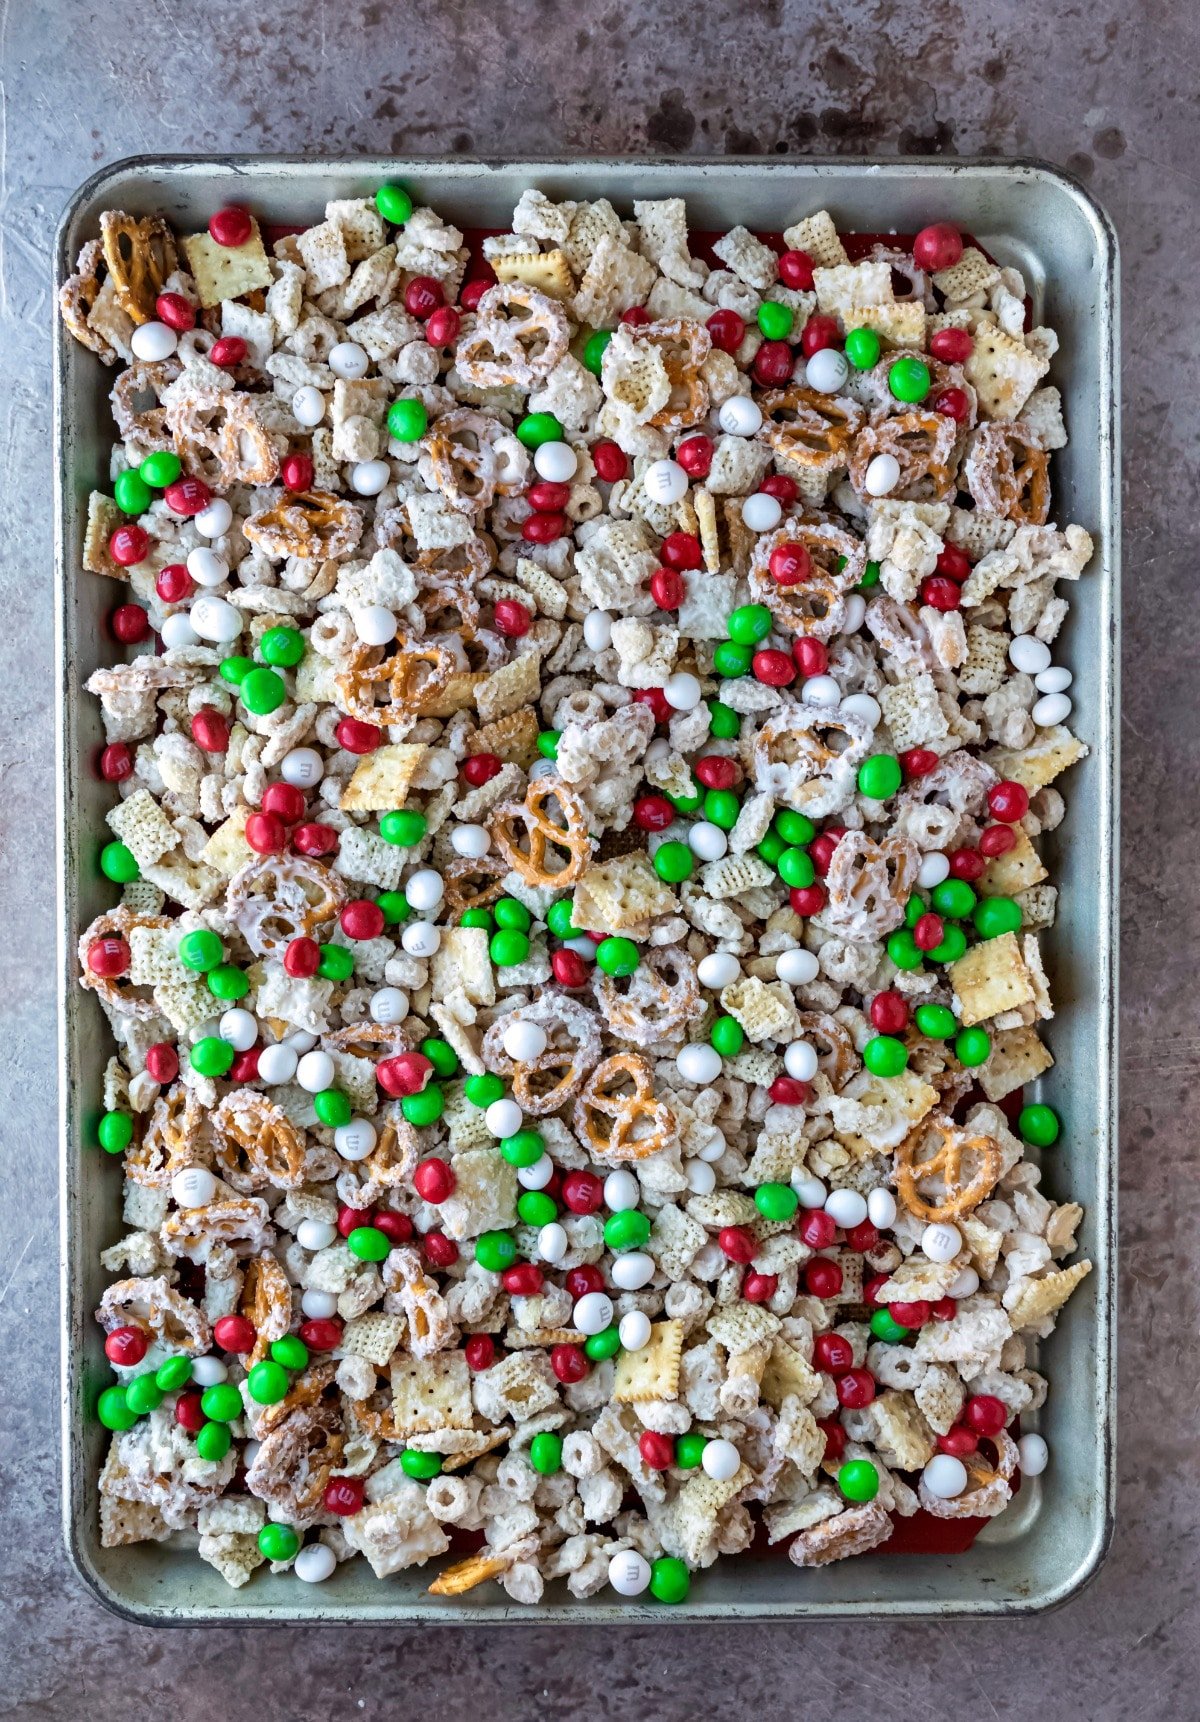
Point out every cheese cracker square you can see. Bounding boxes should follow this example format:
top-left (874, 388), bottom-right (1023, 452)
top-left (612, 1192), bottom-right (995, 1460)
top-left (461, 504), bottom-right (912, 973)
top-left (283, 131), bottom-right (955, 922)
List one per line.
top-left (949, 931), bottom-right (1036, 1026)
top-left (391, 1352), bottom-right (474, 1434)
top-left (182, 222), bottom-right (273, 308)
top-left (341, 744), bottom-right (427, 812)
top-left (612, 1320), bottom-right (684, 1402)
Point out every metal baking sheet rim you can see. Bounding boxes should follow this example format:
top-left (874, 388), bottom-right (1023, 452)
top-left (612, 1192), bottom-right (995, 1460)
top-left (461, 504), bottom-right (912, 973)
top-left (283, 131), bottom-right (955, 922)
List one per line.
top-left (55, 154), bottom-right (1119, 1624)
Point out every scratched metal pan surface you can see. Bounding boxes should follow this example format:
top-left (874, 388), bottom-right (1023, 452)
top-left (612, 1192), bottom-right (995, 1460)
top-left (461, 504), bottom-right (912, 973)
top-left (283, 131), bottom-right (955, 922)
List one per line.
top-left (55, 156), bottom-right (1119, 1623)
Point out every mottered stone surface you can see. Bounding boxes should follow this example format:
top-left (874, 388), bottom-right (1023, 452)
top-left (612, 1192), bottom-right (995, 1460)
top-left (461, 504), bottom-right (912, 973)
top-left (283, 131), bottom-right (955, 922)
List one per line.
top-left (0, 2), bottom-right (1194, 1717)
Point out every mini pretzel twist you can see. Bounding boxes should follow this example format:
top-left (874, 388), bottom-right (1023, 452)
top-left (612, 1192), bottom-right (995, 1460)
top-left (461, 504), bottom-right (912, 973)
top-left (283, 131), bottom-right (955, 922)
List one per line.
top-left (242, 488), bottom-right (364, 560)
top-left (427, 1552), bottom-right (513, 1596)
top-left (442, 853), bottom-right (510, 917)
top-left (78, 905), bottom-right (172, 1020)
top-left (849, 410), bottom-right (959, 503)
top-left (126, 1082), bottom-right (212, 1188)
top-left (894, 1115), bottom-right (1003, 1223)
top-left (214, 1089), bottom-right (308, 1190)
top-left (481, 994), bottom-right (603, 1115)
top-left (750, 705), bottom-right (874, 817)
top-left (573, 1052), bottom-right (676, 1162)
top-left (334, 638), bottom-right (460, 725)
top-left (99, 210), bottom-right (177, 325)
top-left (756, 385), bottom-right (865, 478)
top-left (963, 421), bottom-right (1050, 524)
top-left (240, 1252), bottom-right (294, 1365)
top-left (919, 1428), bottom-right (1018, 1520)
top-left (58, 239), bottom-right (115, 361)
top-left (748, 520), bottom-right (863, 640)
top-left (225, 854), bottom-right (346, 958)
top-left (110, 359), bottom-right (182, 452)
top-left (794, 1010), bottom-right (860, 1090)
top-left (596, 945), bottom-right (704, 1048)
top-left (640, 317), bottom-right (712, 434)
top-left (455, 282), bottom-right (571, 389)
top-left (418, 407), bottom-right (503, 516)
top-left (489, 774), bottom-right (594, 888)
top-left (823, 829), bottom-right (921, 939)
top-left (166, 385), bottom-right (280, 488)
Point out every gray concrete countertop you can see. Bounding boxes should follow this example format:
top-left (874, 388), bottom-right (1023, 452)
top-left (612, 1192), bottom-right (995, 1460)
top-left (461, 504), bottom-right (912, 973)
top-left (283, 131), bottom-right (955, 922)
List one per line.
top-left (1, 3), bottom-right (1194, 1716)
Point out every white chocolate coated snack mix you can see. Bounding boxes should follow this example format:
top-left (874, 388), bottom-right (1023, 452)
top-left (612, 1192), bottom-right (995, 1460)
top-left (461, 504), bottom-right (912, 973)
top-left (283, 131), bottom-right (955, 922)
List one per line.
top-left (64, 187), bottom-right (1092, 1603)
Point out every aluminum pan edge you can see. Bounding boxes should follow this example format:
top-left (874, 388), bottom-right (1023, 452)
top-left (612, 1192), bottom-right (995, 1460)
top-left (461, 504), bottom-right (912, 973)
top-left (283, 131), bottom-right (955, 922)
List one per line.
top-left (56, 155), bottom-right (1118, 1623)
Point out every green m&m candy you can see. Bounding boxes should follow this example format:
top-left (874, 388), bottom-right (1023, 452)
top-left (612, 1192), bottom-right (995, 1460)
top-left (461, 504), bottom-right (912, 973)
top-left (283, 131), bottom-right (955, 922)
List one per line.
top-left (954, 1027), bottom-right (991, 1068)
top-left (347, 1225), bottom-right (391, 1262)
top-left (915, 1003), bottom-right (957, 1041)
top-left (375, 183), bottom-right (413, 225)
top-left (206, 963), bottom-right (249, 1001)
top-left (584, 1326), bottom-right (621, 1361)
top-left (114, 468), bottom-right (152, 515)
top-left (856, 559), bottom-right (881, 591)
top-left (582, 330), bottom-right (612, 375)
top-left (379, 808), bottom-right (426, 846)
top-left (649, 1556), bottom-right (690, 1604)
top-left (100, 840), bottom-right (139, 883)
top-left (517, 1190), bottom-right (557, 1227)
top-left (710, 1015), bottom-right (744, 1058)
top-left (667, 784), bottom-right (703, 814)
top-left (461, 907), bottom-right (492, 930)
top-left (536, 730), bottom-right (560, 761)
top-left (490, 927), bottom-right (530, 967)
top-left (388, 397), bottom-right (427, 441)
top-left (247, 1360), bottom-right (290, 1405)
top-left (421, 1037), bottom-right (459, 1077)
top-left (402, 1088), bottom-right (444, 1129)
top-left (886, 929), bottom-right (923, 971)
top-left (596, 936), bottom-right (638, 977)
top-left (653, 841), bottom-right (693, 884)
top-left (973, 895), bottom-right (1022, 939)
top-left (97, 1386), bottom-right (138, 1432)
top-left (219, 654), bottom-right (254, 685)
top-left (604, 1210), bottom-right (651, 1252)
top-left (475, 1231), bottom-right (517, 1272)
top-left (200, 1383), bottom-right (242, 1423)
top-left (869, 1308), bottom-right (910, 1344)
top-left (773, 809), bottom-right (815, 846)
top-left (139, 449), bottom-right (181, 489)
top-left (931, 878), bottom-right (976, 920)
top-left (703, 789), bottom-right (740, 830)
top-left (713, 640), bottom-right (752, 678)
top-left (1019, 1103), bottom-right (1060, 1147)
top-left (313, 1088), bottom-right (352, 1128)
top-left (401, 1449), bottom-right (443, 1480)
top-left (757, 300), bottom-right (794, 341)
top-left (844, 326), bottom-right (882, 370)
top-left (754, 1182), bottom-right (798, 1222)
top-left (529, 1432), bottom-right (563, 1475)
top-left (155, 1356), bottom-right (192, 1392)
top-left (675, 1432), bottom-right (707, 1469)
top-left (777, 847), bottom-right (815, 889)
top-left (838, 1458), bottom-right (880, 1502)
top-left (124, 1373), bottom-right (164, 1416)
top-left (258, 1523), bottom-right (300, 1562)
top-left (707, 699), bottom-right (740, 739)
top-left (516, 412), bottom-right (563, 449)
top-left (757, 829), bottom-right (787, 866)
top-left (196, 1421), bottom-right (232, 1463)
top-left (727, 603), bottom-right (773, 646)
top-left (318, 944), bottom-right (354, 981)
top-left (857, 754), bottom-right (902, 800)
top-left (259, 626), bottom-right (304, 668)
top-left (98, 1111), bottom-right (133, 1154)
top-left (928, 924), bottom-right (967, 964)
top-left (904, 894), bottom-right (927, 929)
top-left (493, 897), bottom-right (531, 932)
top-left (190, 1037), bottom-right (235, 1078)
top-left (239, 667), bottom-right (287, 716)
top-left (863, 1035), bottom-right (908, 1078)
top-left (178, 928), bottom-right (223, 972)
top-left (465, 1073), bottom-right (504, 1108)
top-left (501, 1128), bottom-right (545, 1169)
top-left (271, 1335), bottom-right (309, 1371)
top-left (889, 356), bottom-right (932, 402)
top-left (546, 899), bottom-right (578, 939)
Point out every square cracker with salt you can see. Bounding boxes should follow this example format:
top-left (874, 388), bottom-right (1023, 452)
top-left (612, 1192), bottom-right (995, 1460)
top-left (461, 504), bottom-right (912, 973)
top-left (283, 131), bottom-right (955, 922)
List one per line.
top-left (341, 743), bottom-right (427, 812)
top-left (612, 1320), bottom-right (684, 1402)
top-left (182, 223), bottom-right (273, 308)
top-left (391, 1352), bottom-right (474, 1435)
top-left (950, 931), bottom-right (1036, 1027)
